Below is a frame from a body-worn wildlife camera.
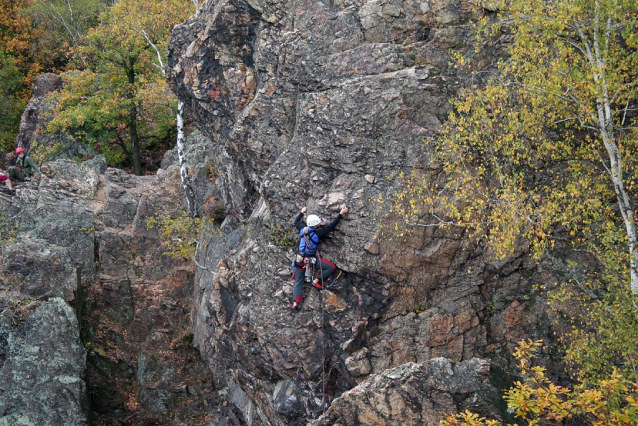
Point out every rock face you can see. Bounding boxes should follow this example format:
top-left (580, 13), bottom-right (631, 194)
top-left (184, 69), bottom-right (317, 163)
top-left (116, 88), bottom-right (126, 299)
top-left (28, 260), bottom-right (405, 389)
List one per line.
top-left (0, 298), bottom-right (87, 426)
top-left (12, 72), bottom-right (97, 161)
top-left (0, 155), bottom-right (217, 424)
top-left (312, 358), bottom-right (497, 426)
top-left (166, 0), bottom-right (559, 424)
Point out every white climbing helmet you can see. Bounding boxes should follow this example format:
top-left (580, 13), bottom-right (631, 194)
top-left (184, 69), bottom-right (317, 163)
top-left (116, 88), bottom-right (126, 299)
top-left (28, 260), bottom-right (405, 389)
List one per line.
top-left (307, 214), bottom-right (321, 227)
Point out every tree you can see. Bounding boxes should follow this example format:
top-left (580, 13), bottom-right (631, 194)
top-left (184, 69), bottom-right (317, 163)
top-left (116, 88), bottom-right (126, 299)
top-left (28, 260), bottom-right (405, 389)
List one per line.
top-left (442, 341), bottom-right (638, 426)
top-left (0, 0), bottom-right (42, 151)
top-left (0, 0), bottom-right (105, 151)
top-left (47, 0), bottom-right (191, 174)
top-left (395, 0), bottom-right (638, 423)
top-left (113, 0), bottom-right (197, 212)
top-left (397, 0), bottom-right (638, 290)
top-left (0, 49), bottom-right (27, 151)
top-left (505, 0), bottom-right (638, 295)
top-left (27, 0), bottom-right (108, 65)
top-left (0, 0), bottom-right (40, 76)
top-left (0, 0), bottom-right (93, 77)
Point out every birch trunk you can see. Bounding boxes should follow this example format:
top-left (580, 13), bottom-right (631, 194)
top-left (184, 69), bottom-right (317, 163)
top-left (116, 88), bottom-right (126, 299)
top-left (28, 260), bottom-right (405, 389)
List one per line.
top-left (176, 101), bottom-right (197, 216)
top-left (579, 8), bottom-right (638, 294)
top-left (140, 30), bottom-right (197, 216)
top-left (599, 119), bottom-right (638, 294)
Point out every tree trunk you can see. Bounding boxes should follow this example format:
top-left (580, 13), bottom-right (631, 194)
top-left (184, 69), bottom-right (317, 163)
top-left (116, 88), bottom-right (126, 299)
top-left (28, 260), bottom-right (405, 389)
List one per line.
top-left (139, 32), bottom-right (197, 214)
top-left (584, 13), bottom-right (638, 295)
top-left (177, 101), bottom-right (197, 215)
top-left (126, 60), bottom-right (142, 176)
top-left (599, 124), bottom-right (638, 294)
top-left (129, 106), bottom-right (142, 176)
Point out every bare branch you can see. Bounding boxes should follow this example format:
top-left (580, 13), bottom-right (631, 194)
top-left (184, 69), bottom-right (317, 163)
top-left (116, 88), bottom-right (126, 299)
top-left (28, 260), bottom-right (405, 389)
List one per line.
top-left (553, 117), bottom-right (578, 125)
top-left (141, 29), bottom-right (165, 73)
top-left (621, 100), bottom-right (630, 128)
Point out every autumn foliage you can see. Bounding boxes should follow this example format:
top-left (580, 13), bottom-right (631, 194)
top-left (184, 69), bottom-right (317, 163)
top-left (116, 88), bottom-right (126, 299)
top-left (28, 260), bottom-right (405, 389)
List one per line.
top-left (443, 341), bottom-right (638, 425)
top-left (0, 0), bottom-right (192, 170)
top-left (45, 0), bottom-right (193, 174)
top-left (392, 0), bottom-right (638, 424)
top-left (0, 0), bottom-right (110, 150)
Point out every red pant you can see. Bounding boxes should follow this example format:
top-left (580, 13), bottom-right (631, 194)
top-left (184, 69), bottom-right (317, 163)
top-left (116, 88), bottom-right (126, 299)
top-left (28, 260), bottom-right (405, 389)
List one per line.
top-left (292, 257), bottom-right (336, 303)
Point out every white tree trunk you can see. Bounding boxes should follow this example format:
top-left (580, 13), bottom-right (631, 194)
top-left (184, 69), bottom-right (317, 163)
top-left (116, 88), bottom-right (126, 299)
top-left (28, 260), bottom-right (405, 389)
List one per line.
top-left (578, 9), bottom-right (638, 294)
top-left (140, 30), bottom-right (198, 216)
top-left (599, 121), bottom-right (638, 294)
top-left (177, 101), bottom-right (197, 216)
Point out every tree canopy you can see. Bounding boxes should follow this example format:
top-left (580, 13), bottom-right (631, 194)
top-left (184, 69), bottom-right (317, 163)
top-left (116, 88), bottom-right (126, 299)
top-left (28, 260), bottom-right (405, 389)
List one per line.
top-left (46, 0), bottom-right (192, 174)
top-left (398, 0), bottom-right (638, 292)
top-left (0, 49), bottom-right (27, 150)
top-left (0, 0), bottom-right (109, 151)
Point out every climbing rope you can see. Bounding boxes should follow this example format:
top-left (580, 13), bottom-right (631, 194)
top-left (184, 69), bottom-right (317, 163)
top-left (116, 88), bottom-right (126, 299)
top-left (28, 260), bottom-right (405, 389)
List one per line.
top-left (320, 250), bottom-right (329, 416)
top-left (319, 263), bottom-right (327, 416)
top-left (314, 247), bottom-right (328, 416)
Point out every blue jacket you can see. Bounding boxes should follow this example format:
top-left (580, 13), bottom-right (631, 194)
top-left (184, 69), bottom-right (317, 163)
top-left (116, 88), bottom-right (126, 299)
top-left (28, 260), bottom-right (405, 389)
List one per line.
top-left (294, 212), bottom-right (343, 256)
top-left (298, 227), bottom-right (320, 255)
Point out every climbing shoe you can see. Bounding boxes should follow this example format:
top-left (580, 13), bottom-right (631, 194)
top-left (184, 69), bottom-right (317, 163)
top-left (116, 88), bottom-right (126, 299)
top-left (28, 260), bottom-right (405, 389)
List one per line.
top-left (312, 279), bottom-right (324, 290)
top-left (290, 295), bottom-right (303, 310)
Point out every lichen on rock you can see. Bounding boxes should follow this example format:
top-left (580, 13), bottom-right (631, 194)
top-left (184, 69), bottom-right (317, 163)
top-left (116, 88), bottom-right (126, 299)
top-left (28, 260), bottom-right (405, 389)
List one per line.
top-left (0, 298), bottom-right (87, 426)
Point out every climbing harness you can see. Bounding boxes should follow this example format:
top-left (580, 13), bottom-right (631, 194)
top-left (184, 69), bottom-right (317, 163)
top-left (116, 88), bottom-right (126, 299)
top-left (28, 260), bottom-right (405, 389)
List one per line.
top-left (290, 254), bottom-right (317, 282)
top-left (305, 256), bottom-right (316, 283)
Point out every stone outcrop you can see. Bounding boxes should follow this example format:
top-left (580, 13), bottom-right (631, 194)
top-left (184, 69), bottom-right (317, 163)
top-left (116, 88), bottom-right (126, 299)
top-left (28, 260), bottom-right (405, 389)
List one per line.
top-left (312, 358), bottom-right (498, 426)
top-left (0, 152), bottom-right (218, 424)
top-left (165, 0), bottom-right (559, 424)
top-left (0, 298), bottom-right (87, 426)
top-left (12, 73), bottom-right (97, 162)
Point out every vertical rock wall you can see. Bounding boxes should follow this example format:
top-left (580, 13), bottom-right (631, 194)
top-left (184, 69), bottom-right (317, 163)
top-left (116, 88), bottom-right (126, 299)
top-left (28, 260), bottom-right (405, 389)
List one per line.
top-left (0, 298), bottom-right (87, 426)
top-left (166, 0), bottom-right (560, 424)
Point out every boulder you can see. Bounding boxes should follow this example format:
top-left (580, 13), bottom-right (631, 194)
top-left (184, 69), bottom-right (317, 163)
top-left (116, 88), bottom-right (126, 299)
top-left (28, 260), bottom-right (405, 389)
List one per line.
top-left (312, 358), bottom-right (499, 425)
top-left (14, 73), bottom-right (97, 161)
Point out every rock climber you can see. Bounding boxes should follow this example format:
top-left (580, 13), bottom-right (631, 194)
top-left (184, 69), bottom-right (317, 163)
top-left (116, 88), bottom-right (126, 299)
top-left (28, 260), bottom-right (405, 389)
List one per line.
top-left (8, 147), bottom-right (44, 184)
top-left (290, 205), bottom-right (349, 310)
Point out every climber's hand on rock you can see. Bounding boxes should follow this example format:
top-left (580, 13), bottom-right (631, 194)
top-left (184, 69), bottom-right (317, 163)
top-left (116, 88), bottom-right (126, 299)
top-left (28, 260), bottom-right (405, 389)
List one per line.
top-left (301, 207), bottom-right (307, 214)
top-left (340, 206), bottom-right (349, 215)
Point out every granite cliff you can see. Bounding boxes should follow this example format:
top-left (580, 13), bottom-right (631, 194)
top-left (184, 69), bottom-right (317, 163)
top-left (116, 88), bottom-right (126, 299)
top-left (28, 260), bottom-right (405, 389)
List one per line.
top-left (0, 156), bottom-right (217, 425)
